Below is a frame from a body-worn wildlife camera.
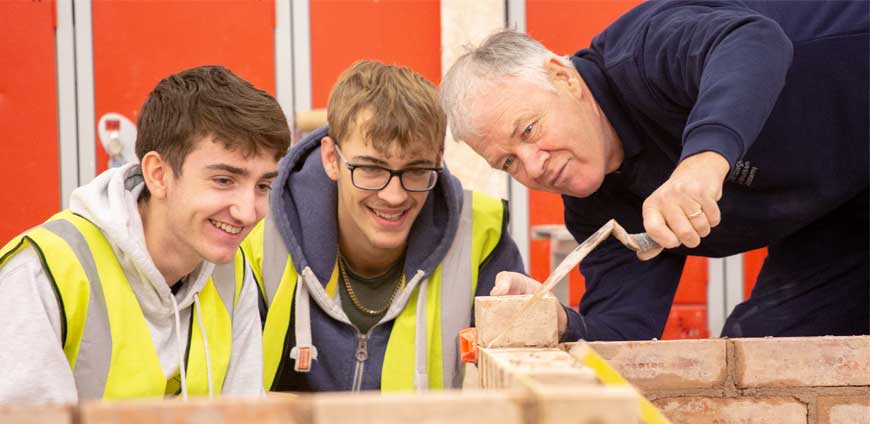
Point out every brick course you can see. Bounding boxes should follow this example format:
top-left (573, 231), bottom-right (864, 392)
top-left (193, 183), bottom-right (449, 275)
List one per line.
top-left (654, 396), bottom-right (807, 424)
top-left (588, 339), bottom-right (727, 390)
top-left (0, 404), bottom-right (73, 424)
top-left (79, 397), bottom-right (305, 424)
top-left (816, 395), bottom-right (870, 424)
top-left (734, 336), bottom-right (870, 388)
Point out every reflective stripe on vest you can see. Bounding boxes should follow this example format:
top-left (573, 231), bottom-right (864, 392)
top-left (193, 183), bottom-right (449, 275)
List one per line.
top-left (250, 190), bottom-right (505, 391)
top-left (0, 210), bottom-right (241, 399)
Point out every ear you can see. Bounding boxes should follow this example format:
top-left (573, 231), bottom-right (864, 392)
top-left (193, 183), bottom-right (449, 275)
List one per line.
top-left (321, 136), bottom-right (340, 181)
top-left (140, 151), bottom-right (171, 199)
top-left (544, 57), bottom-right (584, 98)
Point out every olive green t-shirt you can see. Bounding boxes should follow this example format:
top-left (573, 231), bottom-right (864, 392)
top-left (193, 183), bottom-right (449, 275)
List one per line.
top-left (338, 256), bottom-right (404, 334)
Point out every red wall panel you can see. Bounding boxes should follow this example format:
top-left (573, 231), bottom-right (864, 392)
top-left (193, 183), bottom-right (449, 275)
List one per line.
top-left (91, 0), bottom-right (276, 173)
top-left (0, 0), bottom-right (60, 245)
top-left (310, 0), bottom-right (441, 108)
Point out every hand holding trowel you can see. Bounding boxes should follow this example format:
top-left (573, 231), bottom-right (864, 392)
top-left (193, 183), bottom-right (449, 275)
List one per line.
top-left (486, 219), bottom-right (664, 347)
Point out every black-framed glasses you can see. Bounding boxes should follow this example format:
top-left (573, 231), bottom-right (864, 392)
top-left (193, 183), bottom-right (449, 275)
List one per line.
top-left (334, 145), bottom-right (441, 192)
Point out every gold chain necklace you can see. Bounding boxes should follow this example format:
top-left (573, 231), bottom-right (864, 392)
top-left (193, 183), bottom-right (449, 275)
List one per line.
top-left (336, 248), bottom-right (405, 316)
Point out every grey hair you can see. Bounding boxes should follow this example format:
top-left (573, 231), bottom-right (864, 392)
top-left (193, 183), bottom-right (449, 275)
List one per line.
top-left (440, 29), bottom-right (571, 142)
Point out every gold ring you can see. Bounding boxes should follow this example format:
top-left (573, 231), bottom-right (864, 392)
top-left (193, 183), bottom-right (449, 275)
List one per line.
top-left (687, 210), bottom-right (703, 219)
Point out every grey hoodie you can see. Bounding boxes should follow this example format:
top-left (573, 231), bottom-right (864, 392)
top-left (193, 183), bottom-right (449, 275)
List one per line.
top-left (0, 163), bottom-right (262, 403)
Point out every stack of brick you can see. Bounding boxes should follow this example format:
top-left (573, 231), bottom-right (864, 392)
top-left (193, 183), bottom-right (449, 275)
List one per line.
top-left (573, 336), bottom-right (870, 424)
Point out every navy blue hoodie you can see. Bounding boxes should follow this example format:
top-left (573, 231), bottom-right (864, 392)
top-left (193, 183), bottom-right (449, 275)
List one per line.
top-left (563, 0), bottom-right (869, 340)
top-left (267, 128), bottom-right (540, 390)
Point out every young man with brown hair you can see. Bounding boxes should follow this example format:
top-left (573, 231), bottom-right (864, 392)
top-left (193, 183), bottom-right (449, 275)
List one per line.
top-left (0, 65), bottom-right (290, 402)
top-left (244, 60), bottom-right (583, 392)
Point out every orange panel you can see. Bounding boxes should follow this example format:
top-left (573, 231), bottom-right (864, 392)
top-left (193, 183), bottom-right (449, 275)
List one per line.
top-left (527, 0), bottom-right (640, 55)
top-left (0, 1), bottom-right (60, 245)
top-left (310, 0), bottom-right (441, 108)
top-left (674, 256), bottom-right (708, 304)
top-left (91, 0), bottom-right (276, 173)
top-left (662, 305), bottom-right (709, 340)
top-left (568, 270), bottom-right (585, 307)
top-left (743, 247), bottom-right (767, 299)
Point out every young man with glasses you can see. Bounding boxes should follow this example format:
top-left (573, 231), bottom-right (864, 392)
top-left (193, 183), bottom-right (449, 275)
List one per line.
top-left (243, 61), bottom-right (583, 392)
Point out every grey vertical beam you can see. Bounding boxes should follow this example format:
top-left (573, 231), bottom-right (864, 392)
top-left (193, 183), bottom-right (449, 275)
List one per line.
top-left (275, 0), bottom-right (295, 130)
top-left (506, 0), bottom-right (526, 32)
top-left (724, 254), bottom-right (745, 318)
top-left (57, 0), bottom-right (79, 207)
top-left (707, 257), bottom-right (726, 337)
top-left (506, 0), bottom-right (529, 269)
top-left (291, 0), bottom-right (312, 115)
top-left (74, 0), bottom-right (96, 184)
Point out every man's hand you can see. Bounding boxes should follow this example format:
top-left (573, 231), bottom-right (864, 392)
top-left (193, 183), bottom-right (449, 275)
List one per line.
top-left (490, 271), bottom-right (568, 337)
top-left (641, 151), bottom-right (730, 255)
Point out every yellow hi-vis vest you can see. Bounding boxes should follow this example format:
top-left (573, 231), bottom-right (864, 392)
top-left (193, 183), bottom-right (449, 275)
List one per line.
top-left (243, 190), bottom-right (505, 391)
top-left (0, 210), bottom-right (244, 399)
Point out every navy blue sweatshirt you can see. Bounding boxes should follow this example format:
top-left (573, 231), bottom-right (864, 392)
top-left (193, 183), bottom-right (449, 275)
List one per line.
top-left (564, 0), bottom-right (869, 340)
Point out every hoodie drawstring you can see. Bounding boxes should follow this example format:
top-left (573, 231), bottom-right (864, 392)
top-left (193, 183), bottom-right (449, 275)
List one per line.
top-left (193, 293), bottom-right (214, 399)
top-left (170, 292), bottom-right (214, 400)
top-left (170, 295), bottom-right (189, 400)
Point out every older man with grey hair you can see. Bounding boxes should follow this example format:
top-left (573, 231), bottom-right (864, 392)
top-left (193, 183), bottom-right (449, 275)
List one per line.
top-left (441, 1), bottom-right (868, 341)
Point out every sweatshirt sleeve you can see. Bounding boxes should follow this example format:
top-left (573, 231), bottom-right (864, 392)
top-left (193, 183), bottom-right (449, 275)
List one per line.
top-left (640, 4), bottom-right (793, 167)
top-left (0, 247), bottom-right (78, 403)
top-left (576, 238), bottom-right (684, 341)
top-left (221, 263), bottom-right (265, 397)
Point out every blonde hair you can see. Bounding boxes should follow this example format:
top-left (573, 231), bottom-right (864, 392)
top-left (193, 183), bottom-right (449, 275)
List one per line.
top-left (327, 60), bottom-right (446, 155)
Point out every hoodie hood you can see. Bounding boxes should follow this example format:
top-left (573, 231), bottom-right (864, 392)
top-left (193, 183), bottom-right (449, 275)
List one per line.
top-left (69, 163), bottom-right (214, 319)
top-left (270, 126), bottom-right (463, 285)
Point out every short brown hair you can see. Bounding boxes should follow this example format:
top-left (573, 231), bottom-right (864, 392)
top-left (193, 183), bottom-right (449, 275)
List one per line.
top-left (136, 65), bottom-right (291, 175)
top-left (327, 60), bottom-right (446, 155)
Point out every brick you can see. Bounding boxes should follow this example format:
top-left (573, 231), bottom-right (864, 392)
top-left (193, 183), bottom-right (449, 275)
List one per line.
top-left (734, 336), bottom-right (870, 388)
top-left (0, 404), bottom-right (73, 424)
top-left (817, 395), bottom-right (870, 424)
top-left (529, 385), bottom-right (639, 424)
top-left (653, 397), bottom-right (807, 424)
top-left (478, 347), bottom-right (596, 389)
top-left (310, 390), bottom-right (523, 424)
top-left (80, 397), bottom-right (307, 424)
top-left (586, 339), bottom-right (727, 390)
top-left (462, 363), bottom-right (481, 389)
top-left (474, 295), bottom-right (559, 348)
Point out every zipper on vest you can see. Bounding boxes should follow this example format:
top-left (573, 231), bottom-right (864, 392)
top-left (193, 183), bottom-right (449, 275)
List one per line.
top-left (351, 332), bottom-right (368, 391)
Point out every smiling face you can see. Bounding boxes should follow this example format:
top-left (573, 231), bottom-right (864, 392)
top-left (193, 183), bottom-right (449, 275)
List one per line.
top-left (154, 135), bottom-right (279, 266)
top-left (321, 117), bottom-right (440, 266)
top-left (464, 60), bottom-right (623, 198)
